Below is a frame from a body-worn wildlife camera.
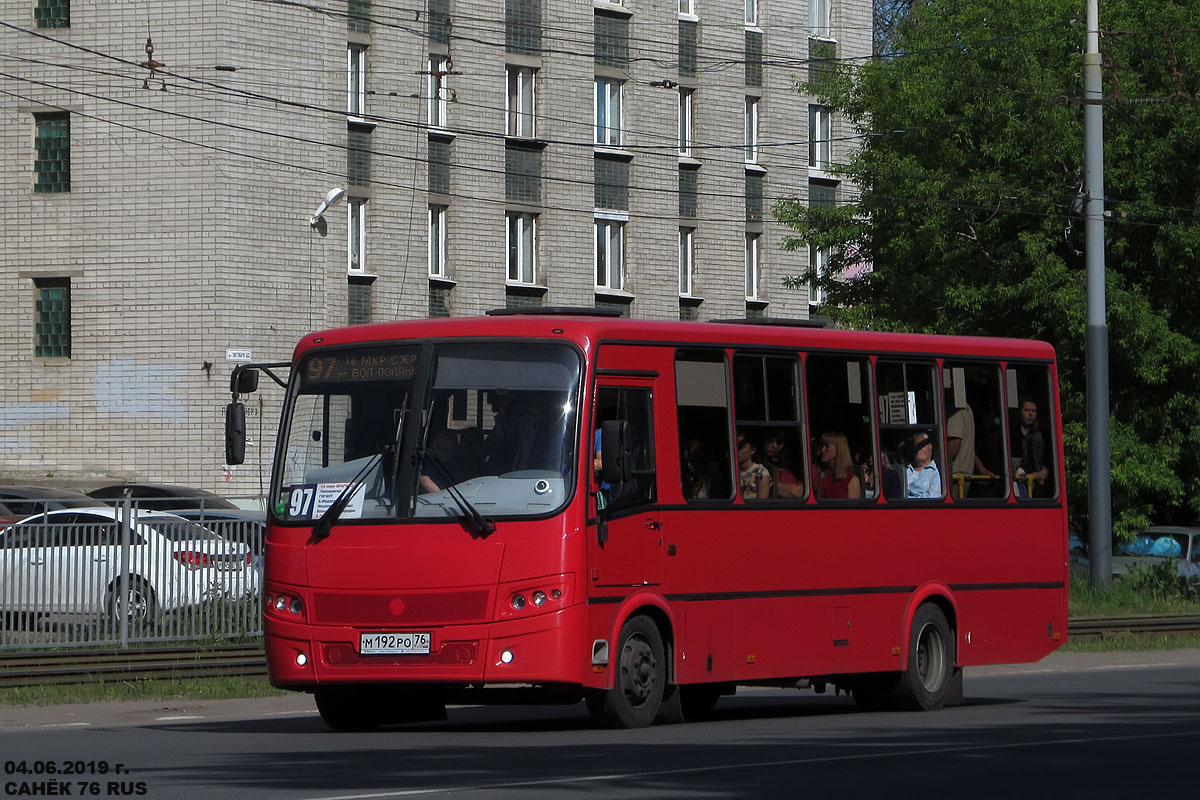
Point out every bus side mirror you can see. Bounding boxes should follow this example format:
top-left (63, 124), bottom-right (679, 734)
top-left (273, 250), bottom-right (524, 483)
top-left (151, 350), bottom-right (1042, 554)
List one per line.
top-left (230, 367), bottom-right (260, 395)
top-left (601, 420), bottom-right (632, 486)
top-left (225, 402), bottom-right (246, 465)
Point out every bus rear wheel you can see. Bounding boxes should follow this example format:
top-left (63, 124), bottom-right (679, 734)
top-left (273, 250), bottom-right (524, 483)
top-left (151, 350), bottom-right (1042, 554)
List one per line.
top-left (592, 615), bottom-right (666, 728)
top-left (899, 604), bottom-right (954, 710)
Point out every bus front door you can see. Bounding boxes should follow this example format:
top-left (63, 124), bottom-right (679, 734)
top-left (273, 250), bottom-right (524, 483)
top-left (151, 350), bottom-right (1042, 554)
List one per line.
top-left (589, 378), bottom-right (662, 588)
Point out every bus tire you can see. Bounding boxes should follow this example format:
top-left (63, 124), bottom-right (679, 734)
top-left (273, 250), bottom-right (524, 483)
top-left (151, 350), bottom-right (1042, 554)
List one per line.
top-left (315, 687), bottom-right (383, 732)
top-left (597, 615), bottom-right (666, 728)
top-left (899, 603), bottom-right (954, 711)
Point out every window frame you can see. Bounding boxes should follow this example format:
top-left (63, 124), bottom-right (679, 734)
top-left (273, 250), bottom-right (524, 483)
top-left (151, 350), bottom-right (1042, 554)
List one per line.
top-left (347, 197), bottom-right (367, 275)
top-left (428, 55), bottom-right (449, 129)
top-left (506, 65), bottom-right (536, 138)
top-left (678, 88), bottom-right (694, 156)
top-left (33, 111), bottom-right (70, 194)
top-left (594, 78), bottom-right (623, 147)
top-left (506, 211), bottom-right (537, 285)
top-left (679, 227), bottom-right (695, 297)
top-left (744, 97), bottom-right (759, 164)
top-left (347, 43), bottom-right (367, 119)
top-left (595, 216), bottom-right (626, 291)
top-left (428, 204), bottom-right (447, 278)
top-left (745, 233), bottom-right (760, 300)
top-left (809, 0), bottom-right (830, 38)
top-left (33, 276), bottom-right (71, 359)
top-left (809, 105), bottom-right (831, 170)
top-left (745, 0), bottom-right (758, 27)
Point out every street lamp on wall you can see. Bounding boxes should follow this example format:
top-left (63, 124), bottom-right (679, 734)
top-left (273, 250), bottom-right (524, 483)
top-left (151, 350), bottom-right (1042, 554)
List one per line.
top-left (309, 187), bottom-right (346, 236)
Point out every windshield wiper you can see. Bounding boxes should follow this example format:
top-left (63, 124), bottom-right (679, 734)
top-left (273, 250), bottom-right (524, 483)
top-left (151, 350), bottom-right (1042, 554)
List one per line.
top-left (309, 454), bottom-right (381, 543)
top-left (421, 453), bottom-right (496, 538)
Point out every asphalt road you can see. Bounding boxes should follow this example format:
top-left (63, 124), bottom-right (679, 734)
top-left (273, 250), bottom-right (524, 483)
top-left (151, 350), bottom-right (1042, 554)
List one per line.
top-left (2, 648), bottom-right (1199, 799)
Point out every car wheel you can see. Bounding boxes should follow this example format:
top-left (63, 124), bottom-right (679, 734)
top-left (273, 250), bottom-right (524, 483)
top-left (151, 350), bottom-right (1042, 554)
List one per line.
top-left (108, 578), bottom-right (157, 628)
top-left (898, 603), bottom-right (954, 710)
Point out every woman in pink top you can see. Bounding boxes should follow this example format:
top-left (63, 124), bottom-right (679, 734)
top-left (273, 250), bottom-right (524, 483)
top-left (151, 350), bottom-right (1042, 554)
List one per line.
top-left (817, 431), bottom-right (862, 499)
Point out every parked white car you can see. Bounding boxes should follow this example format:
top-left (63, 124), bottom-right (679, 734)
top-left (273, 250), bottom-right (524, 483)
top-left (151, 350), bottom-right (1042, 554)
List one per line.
top-left (0, 507), bottom-right (259, 625)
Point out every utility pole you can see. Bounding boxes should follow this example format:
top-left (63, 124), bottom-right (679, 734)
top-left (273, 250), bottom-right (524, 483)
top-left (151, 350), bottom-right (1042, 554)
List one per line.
top-left (1084, 0), bottom-right (1112, 587)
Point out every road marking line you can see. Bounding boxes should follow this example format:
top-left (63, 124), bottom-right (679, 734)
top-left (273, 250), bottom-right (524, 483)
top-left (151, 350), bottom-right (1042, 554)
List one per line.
top-left (299, 728), bottom-right (1200, 800)
top-left (155, 715), bottom-right (204, 721)
top-left (39, 722), bottom-right (90, 728)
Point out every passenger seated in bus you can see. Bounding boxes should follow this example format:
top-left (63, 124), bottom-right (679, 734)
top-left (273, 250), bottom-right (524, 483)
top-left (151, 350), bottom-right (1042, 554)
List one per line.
top-left (763, 430), bottom-right (804, 499)
top-left (816, 431), bottom-right (862, 499)
top-left (905, 430), bottom-right (942, 499)
top-left (736, 432), bottom-right (772, 500)
top-left (681, 438), bottom-right (717, 499)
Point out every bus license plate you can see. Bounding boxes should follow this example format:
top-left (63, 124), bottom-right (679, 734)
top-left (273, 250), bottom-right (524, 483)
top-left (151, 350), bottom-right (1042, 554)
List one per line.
top-left (360, 632), bottom-right (432, 655)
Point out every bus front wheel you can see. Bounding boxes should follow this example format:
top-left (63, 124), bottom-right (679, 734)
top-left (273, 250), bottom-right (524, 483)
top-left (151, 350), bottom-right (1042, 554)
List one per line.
top-left (899, 604), bottom-right (954, 711)
top-left (592, 615), bottom-right (666, 728)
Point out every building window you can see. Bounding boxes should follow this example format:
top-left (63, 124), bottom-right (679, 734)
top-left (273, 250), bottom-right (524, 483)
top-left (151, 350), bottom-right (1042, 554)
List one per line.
top-left (348, 0), bottom-right (370, 33)
top-left (745, 97), bottom-right (759, 163)
top-left (507, 212), bottom-right (537, 284)
top-left (678, 88), bottom-right (693, 156)
top-left (810, 181), bottom-right (835, 304)
top-left (35, 0), bottom-right (69, 28)
top-left (810, 105), bottom-right (831, 169)
top-left (595, 217), bottom-right (625, 290)
top-left (594, 12), bottom-right (629, 68)
top-left (348, 44), bottom-right (366, 118)
top-left (428, 56), bottom-right (449, 129)
top-left (745, 30), bottom-right (763, 86)
top-left (679, 227), bottom-right (694, 296)
top-left (680, 0), bottom-right (694, 15)
top-left (810, 0), bottom-right (830, 37)
top-left (745, 0), bottom-right (757, 26)
top-left (428, 0), bottom-right (450, 45)
top-left (595, 78), bottom-right (622, 146)
top-left (429, 204), bottom-right (447, 278)
top-left (34, 278), bottom-right (71, 358)
top-left (348, 198), bottom-right (366, 274)
top-left (745, 233), bottom-right (760, 300)
top-left (506, 0), bottom-right (542, 56)
top-left (506, 66), bottom-right (536, 138)
top-left (34, 112), bottom-right (69, 193)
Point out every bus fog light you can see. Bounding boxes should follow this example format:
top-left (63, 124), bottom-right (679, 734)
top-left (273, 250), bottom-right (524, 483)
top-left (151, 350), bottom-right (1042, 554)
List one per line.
top-left (274, 595), bottom-right (287, 611)
top-left (511, 594), bottom-right (526, 610)
top-left (289, 598), bottom-right (303, 615)
top-left (533, 591), bottom-right (547, 606)
top-left (295, 651), bottom-right (308, 666)
top-left (500, 649), bottom-right (514, 664)
top-left (551, 590), bottom-right (562, 599)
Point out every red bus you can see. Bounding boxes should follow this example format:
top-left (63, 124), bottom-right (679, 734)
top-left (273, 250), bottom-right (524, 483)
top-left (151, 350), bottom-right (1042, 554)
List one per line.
top-left (226, 310), bottom-right (1068, 729)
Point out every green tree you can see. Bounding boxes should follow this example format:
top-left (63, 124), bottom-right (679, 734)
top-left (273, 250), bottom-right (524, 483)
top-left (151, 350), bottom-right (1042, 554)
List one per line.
top-left (778, 0), bottom-right (1200, 537)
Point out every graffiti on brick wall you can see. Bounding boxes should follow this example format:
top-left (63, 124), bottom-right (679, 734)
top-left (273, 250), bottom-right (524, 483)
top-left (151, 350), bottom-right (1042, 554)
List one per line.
top-left (0, 402), bottom-right (71, 452)
top-left (93, 360), bottom-right (188, 422)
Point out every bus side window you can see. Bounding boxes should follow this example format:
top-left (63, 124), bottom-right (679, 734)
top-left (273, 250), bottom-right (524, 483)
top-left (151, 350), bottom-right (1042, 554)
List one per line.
top-left (675, 349), bottom-right (735, 501)
top-left (733, 353), bottom-right (806, 501)
top-left (595, 386), bottom-right (656, 509)
top-left (876, 361), bottom-right (943, 501)
top-left (1006, 365), bottom-right (1057, 500)
top-left (943, 362), bottom-right (1008, 500)
top-left (806, 354), bottom-right (875, 501)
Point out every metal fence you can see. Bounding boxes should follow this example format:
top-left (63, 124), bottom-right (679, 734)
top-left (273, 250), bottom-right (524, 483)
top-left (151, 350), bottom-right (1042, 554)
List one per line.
top-left (0, 507), bottom-right (263, 651)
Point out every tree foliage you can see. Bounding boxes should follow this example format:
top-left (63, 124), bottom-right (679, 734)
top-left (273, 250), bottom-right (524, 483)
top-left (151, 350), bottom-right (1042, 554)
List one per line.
top-left (777, 0), bottom-right (1200, 537)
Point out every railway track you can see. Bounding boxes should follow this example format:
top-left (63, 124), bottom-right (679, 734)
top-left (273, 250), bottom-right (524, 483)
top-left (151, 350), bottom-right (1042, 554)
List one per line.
top-left (0, 616), bottom-right (1197, 689)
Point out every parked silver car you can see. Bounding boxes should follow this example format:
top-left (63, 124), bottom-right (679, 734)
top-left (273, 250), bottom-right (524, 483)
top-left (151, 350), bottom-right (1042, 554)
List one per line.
top-left (0, 507), bottom-right (259, 626)
top-left (1113, 526), bottom-right (1200, 580)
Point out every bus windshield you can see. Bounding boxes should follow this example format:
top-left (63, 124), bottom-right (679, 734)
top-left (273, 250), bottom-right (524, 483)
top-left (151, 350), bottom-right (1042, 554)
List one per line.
top-left (274, 341), bottom-right (581, 524)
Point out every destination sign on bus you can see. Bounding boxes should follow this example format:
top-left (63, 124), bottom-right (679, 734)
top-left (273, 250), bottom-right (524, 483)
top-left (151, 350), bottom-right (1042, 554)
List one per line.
top-left (304, 351), bottom-right (418, 384)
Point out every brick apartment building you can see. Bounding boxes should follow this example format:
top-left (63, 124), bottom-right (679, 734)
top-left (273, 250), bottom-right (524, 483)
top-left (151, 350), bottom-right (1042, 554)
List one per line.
top-left (0, 0), bottom-right (870, 497)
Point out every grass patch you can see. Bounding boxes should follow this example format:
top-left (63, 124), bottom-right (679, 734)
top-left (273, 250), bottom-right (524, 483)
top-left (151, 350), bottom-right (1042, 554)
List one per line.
top-left (0, 675), bottom-right (288, 707)
top-left (1063, 634), bottom-right (1200, 652)
top-left (1069, 563), bottom-right (1200, 617)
